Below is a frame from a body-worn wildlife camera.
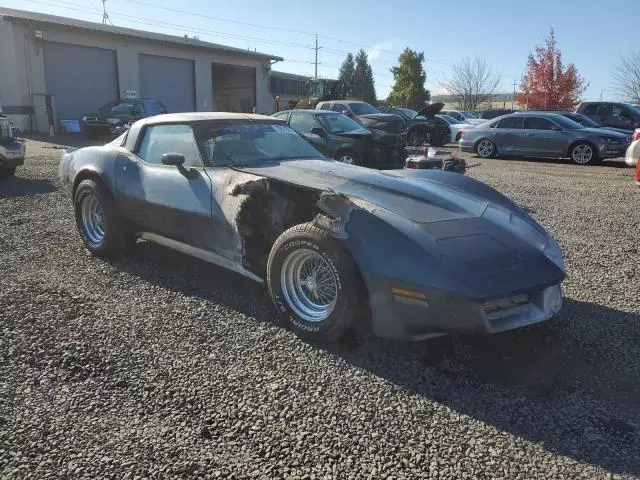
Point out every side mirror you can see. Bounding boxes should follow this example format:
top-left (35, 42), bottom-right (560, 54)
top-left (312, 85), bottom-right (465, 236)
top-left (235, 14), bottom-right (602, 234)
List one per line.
top-left (161, 152), bottom-right (186, 167)
top-left (310, 127), bottom-right (327, 137)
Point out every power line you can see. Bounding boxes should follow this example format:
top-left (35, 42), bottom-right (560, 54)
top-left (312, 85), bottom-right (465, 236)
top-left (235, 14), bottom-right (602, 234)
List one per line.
top-left (101, 0), bottom-right (112, 25)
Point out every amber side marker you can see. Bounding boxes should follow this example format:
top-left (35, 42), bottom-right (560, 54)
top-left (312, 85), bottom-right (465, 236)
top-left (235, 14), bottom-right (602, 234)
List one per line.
top-left (390, 288), bottom-right (427, 300)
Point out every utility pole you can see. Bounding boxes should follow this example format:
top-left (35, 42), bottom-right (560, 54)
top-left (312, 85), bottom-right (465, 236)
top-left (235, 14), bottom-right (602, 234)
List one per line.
top-left (600, 89), bottom-right (603, 101)
top-left (511, 78), bottom-right (516, 109)
top-left (314, 35), bottom-right (319, 80)
top-left (101, 0), bottom-right (112, 25)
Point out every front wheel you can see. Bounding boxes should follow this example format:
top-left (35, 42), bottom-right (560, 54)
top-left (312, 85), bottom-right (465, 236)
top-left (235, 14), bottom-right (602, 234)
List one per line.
top-left (476, 139), bottom-right (497, 158)
top-left (335, 150), bottom-right (358, 165)
top-left (0, 167), bottom-right (16, 178)
top-left (570, 142), bottom-right (598, 165)
top-left (267, 222), bottom-right (361, 343)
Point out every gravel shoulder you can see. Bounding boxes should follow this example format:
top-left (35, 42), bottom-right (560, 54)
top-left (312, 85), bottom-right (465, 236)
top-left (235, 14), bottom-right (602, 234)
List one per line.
top-left (1, 136), bottom-right (639, 479)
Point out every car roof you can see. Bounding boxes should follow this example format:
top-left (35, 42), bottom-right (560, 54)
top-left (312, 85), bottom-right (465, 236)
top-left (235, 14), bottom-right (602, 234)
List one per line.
top-left (275, 109), bottom-right (333, 114)
top-left (142, 112), bottom-right (280, 125)
top-left (321, 100), bottom-right (367, 105)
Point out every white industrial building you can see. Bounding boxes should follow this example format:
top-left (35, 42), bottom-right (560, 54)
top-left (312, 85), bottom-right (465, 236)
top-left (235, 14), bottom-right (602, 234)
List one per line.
top-left (0, 8), bottom-right (282, 133)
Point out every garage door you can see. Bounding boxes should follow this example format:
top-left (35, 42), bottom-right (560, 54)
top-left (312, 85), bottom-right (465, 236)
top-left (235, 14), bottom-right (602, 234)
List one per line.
top-left (139, 54), bottom-right (195, 113)
top-left (43, 42), bottom-right (119, 121)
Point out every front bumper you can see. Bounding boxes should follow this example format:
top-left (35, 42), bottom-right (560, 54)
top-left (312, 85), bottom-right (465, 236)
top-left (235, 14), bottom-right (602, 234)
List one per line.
top-left (367, 280), bottom-right (563, 341)
top-left (0, 143), bottom-right (26, 168)
top-left (598, 142), bottom-right (628, 158)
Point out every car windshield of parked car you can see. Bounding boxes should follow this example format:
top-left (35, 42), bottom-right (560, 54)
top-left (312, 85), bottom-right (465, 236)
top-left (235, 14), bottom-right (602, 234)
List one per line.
top-left (99, 102), bottom-right (137, 115)
top-left (396, 108), bottom-right (418, 119)
top-left (551, 115), bottom-right (584, 130)
top-left (349, 102), bottom-right (380, 115)
top-left (438, 115), bottom-right (460, 125)
top-left (193, 122), bottom-right (325, 166)
top-left (462, 111), bottom-right (478, 119)
top-left (318, 113), bottom-right (362, 133)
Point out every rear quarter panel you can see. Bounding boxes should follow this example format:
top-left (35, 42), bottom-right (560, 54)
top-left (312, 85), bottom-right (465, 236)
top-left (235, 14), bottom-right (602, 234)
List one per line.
top-left (59, 146), bottom-right (125, 200)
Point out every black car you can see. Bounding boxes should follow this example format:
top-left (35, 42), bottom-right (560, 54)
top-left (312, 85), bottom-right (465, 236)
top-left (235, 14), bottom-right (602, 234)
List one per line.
top-left (382, 103), bottom-right (451, 147)
top-left (525, 111), bottom-right (634, 138)
top-left (0, 113), bottom-right (26, 178)
top-left (314, 100), bottom-right (405, 137)
top-left (478, 108), bottom-right (516, 120)
top-left (80, 99), bottom-right (167, 139)
top-left (576, 102), bottom-right (640, 131)
top-left (273, 109), bottom-right (405, 169)
top-left (59, 112), bottom-right (565, 344)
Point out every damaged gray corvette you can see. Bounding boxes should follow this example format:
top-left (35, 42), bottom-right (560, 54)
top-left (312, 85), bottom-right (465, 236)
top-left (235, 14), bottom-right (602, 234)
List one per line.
top-left (59, 113), bottom-right (565, 343)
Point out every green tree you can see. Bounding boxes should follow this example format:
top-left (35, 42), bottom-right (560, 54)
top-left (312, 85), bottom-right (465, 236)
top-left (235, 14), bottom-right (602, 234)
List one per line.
top-left (353, 49), bottom-right (377, 104)
top-left (388, 48), bottom-right (430, 109)
top-left (338, 53), bottom-right (355, 92)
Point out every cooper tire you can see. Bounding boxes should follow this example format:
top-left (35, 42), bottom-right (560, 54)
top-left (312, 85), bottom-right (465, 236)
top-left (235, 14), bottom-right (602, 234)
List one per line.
top-left (335, 150), bottom-right (359, 166)
top-left (0, 167), bottom-right (16, 178)
top-left (73, 179), bottom-right (131, 257)
top-left (267, 222), bottom-right (361, 343)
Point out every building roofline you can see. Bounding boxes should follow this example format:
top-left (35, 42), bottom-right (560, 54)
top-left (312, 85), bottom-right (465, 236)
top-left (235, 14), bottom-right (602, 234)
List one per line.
top-left (0, 7), bottom-right (283, 61)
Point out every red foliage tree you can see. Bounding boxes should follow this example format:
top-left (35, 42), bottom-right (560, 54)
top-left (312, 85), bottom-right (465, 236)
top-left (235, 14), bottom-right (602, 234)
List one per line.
top-left (517, 29), bottom-right (588, 110)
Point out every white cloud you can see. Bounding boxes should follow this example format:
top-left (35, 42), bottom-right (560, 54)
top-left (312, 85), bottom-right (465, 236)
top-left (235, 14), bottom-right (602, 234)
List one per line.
top-left (367, 41), bottom-right (394, 61)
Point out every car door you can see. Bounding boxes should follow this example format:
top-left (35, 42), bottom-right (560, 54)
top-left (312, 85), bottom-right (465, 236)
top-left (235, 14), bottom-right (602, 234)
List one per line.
top-left (492, 116), bottom-right (525, 153)
top-left (115, 123), bottom-right (214, 249)
top-left (522, 116), bottom-right (566, 156)
top-left (289, 111), bottom-right (332, 155)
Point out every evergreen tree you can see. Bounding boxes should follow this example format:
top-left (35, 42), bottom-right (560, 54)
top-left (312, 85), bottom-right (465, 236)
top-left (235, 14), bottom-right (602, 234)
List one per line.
top-left (353, 49), bottom-right (377, 104)
top-left (388, 48), bottom-right (430, 108)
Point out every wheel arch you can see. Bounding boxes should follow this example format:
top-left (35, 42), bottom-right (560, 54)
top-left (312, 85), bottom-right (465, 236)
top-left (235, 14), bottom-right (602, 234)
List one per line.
top-left (566, 139), bottom-right (598, 159)
top-left (72, 168), bottom-right (114, 200)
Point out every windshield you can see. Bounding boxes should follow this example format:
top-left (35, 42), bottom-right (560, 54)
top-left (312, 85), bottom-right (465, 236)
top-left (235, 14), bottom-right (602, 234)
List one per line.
top-left (551, 115), bottom-right (584, 130)
top-left (565, 113), bottom-right (599, 128)
top-left (438, 114), bottom-right (460, 125)
top-left (318, 113), bottom-right (362, 133)
top-left (397, 108), bottom-right (417, 119)
top-left (349, 102), bottom-right (381, 115)
top-left (462, 111), bottom-right (478, 119)
top-left (193, 122), bottom-right (325, 166)
top-left (99, 101), bottom-right (136, 115)
top-left (625, 104), bottom-right (640, 116)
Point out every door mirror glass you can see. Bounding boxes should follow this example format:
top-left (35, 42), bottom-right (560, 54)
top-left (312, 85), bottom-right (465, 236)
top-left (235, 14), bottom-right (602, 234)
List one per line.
top-left (310, 127), bottom-right (327, 137)
top-left (161, 152), bottom-right (186, 166)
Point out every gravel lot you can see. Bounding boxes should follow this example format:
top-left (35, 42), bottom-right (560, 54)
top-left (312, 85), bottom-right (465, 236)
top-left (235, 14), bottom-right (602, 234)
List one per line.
top-left (1, 136), bottom-right (639, 479)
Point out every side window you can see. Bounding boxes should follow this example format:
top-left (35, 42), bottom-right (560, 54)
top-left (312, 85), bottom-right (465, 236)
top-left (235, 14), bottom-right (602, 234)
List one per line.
top-left (272, 112), bottom-right (289, 121)
top-left (596, 104), bottom-right (613, 117)
top-left (143, 100), bottom-right (166, 115)
top-left (289, 112), bottom-right (319, 133)
top-left (136, 124), bottom-right (202, 167)
top-left (583, 104), bottom-right (598, 115)
top-left (612, 105), bottom-right (631, 119)
top-left (133, 103), bottom-right (145, 115)
top-left (332, 103), bottom-right (348, 113)
top-left (497, 117), bottom-right (524, 129)
top-left (526, 117), bottom-right (559, 130)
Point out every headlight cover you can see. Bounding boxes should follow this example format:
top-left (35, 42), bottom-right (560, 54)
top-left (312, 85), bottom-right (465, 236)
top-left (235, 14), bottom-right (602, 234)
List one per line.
top-left (106, 117), bottom-right (121, 125)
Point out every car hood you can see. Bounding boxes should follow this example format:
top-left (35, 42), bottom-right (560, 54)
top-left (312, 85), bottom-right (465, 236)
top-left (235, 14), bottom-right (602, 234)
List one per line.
top-left (598, 126), bottom-right (634, 136)
top-left (234, 159), bottom-right (497, 224)
top-left (415, 102), bottom-right (444, 118)
top-left (581, 127), bottom-right (628, 138)
top-left (332, 127), bottom-right (372, 139)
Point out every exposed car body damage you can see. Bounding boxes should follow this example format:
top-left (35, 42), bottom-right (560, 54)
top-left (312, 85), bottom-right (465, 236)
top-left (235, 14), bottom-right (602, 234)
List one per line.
top-left (59, 113), bottom-right (565, 341)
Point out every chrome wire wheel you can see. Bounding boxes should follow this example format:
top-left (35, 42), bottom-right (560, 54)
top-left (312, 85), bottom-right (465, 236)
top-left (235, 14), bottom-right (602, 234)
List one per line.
top-left (477, 139), bottom-right (495, 157)
top-left (280, 248), bottom-right (338, 322)
top-left (81, 193), bottom-right (105, 246)
top-left (571, 144), bottom-right (593, 164)
top-left (337, 153), bottom-right (355, 165)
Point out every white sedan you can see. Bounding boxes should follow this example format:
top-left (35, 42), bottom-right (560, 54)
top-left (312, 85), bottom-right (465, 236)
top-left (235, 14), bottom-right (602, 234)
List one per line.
top-left (441, 110), bottom-right (485, 125)
top-left (435, 114), bottom-right (477, 142)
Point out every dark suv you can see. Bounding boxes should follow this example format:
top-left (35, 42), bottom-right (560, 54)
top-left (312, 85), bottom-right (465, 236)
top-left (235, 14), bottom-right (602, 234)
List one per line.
top-left (315, 100), bottom-right (405, 136)
top-left (382, 103), bottom-right (450, 146)
top-left (576, 102), bottom-right (640, 131)
top-left (81, 99), bottom-right (167, 139)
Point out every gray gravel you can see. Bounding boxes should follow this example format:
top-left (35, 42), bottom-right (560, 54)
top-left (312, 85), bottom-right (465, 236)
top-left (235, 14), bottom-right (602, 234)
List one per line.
top-left (1, 136), bottom-right (639, 479)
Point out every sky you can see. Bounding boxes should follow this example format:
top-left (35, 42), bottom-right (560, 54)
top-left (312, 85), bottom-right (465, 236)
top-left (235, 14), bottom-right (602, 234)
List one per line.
top-left (3, 0), bottom-right (636, 101)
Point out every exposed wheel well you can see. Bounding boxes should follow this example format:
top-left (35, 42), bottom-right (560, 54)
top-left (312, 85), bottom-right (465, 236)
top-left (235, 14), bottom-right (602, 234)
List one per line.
top-left (72, 170), bottom-right (109, 201)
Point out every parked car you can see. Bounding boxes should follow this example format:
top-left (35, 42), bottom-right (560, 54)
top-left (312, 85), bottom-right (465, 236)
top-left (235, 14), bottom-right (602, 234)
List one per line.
top-left (478, 108), bottom-right (516, 120)
top-left (441, 110), bottom-right (484, 125)
top-left (576, 102), bottom-right (640, 130)
top-left (272, 109), bottom-right (405, 169)
top-left (314, 100), bottom-right (405, 137)
top-left (460, 112), bottom-right (629, 165)
top-left (59, 112), bottom-right (565, 343)
top-left (0, 113), bottom-right (25, 177)
top-left (435, 114), bottom-right (477, 142)
top-left (539, 111), bottom-right (634, 138)
top-left (380, 104), bottom-right (451, 147)
top-left (626, 138), bottom-right (640, 167)
top-left (80, 98), bottom-right (167, 139)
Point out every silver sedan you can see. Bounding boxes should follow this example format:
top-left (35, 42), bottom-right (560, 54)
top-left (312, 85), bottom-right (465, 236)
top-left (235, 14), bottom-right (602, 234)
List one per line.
top-left (459, 112), bottom-right (629, 165)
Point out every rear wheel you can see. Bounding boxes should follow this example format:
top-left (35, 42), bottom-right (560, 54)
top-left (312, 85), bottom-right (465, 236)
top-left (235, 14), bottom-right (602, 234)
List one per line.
top-left (430, 133), bottom-right (448, 147)
top-left (408, 129), bottom-right (426, 147)
top-left (267, 222), bottom-right (361, 343)
top-left (570, 142), bottom-right (598, 165)
top-left (476, 139), bottom-right (497, 158)
top-left (0, 167), bottom-right (16, 178)
top-left (74, 179), bottom-right (133, 256)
